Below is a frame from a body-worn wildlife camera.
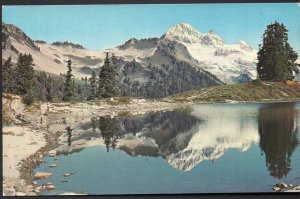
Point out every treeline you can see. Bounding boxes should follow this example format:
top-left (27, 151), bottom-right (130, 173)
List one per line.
top-left (119, 61), bottom-right (221, 98)
top-left (2, 54), bottom-right (38, 105)
top-left (2, 52), bottom-right (119, 105)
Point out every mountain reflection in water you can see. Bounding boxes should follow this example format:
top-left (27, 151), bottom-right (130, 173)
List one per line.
top-left (58, 103), bottom-right (299, 177)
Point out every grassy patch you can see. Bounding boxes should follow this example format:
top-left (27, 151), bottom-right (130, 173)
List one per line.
top-left (165, 81), bottom-right (300, 103)
top-left (117, 111), bottom-right (131, 117)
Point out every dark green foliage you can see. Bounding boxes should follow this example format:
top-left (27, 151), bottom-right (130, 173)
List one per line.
top-left (14, 53), bottom-right (38, 105)
top-left (63, 59), bottom-right (74, 101)
top-left (89, 70), bottom-right (97, 100)
top-left (119, 61), bottom-right (222, 98)
top-left (22, 85), bottom-right (39, 105)
top-left (2, 56), bottom-right (13, 93)
top-left (14, 54), bottom-right (35, 95)
top-left (257, 22), bottom-right (299, 82)
top-left (35, 71), bottom-right (65, 101)
top-left (252, 78), bottom-right (262, 85)
top-left (97, 53), bottom-right (118, 98)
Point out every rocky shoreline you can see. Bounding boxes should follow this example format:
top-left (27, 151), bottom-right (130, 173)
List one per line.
top-left (2, 95), bottom-right (179, 196)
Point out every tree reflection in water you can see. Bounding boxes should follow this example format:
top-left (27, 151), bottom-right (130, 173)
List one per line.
top-left (66, 126), bottom-right (72, 146)
top-left (99, 116), bottom-right (119, 152)
top-left (91, 117), bottom-right (97, 134)
top-left (258, 103), bottom-right (298, 179)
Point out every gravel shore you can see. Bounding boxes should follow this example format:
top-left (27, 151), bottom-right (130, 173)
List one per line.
top-left (2, 98), bottom-right (179, 196)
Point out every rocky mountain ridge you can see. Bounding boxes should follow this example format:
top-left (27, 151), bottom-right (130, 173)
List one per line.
top-left (2, 22), bottom-right (260, 97)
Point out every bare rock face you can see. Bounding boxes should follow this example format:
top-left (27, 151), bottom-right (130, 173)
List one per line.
top-left (2, 93), bottom-right (25, 124)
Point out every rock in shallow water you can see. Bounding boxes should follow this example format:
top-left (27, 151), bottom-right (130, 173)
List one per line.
top-left (49, 164), bottom-right (58, 168)
top-left (275, 182), bottom-right (288, 189)
top-left (48, 150), bottom-right (57, 157)
top-left (63, 172), bottom-right (76, 177)
top-left (42, 184), bottom-right (55, 190)
top-left (273, 187), bottom-right (281, 192)
top-left (34, 172), bottom-right (53, 179)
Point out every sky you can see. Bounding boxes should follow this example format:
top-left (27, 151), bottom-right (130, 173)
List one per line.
top-left (2, 3), bottom-right (300, 53)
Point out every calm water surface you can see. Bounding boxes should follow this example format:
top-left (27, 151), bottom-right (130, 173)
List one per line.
top-left (35, 102), bottom-right (300, 195)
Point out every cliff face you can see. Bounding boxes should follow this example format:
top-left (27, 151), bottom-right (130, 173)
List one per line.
top-left (2, 93), bottom-right (25, 124)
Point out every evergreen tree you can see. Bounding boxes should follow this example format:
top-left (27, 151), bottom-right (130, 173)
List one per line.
top-left (2, 56), bottom-right (13, 93)
top-left (97, 52), bottom-right (118, 98)
top-left (89, 70), bottom-right (97, 100)
top-left (14, 53), bottom-right (38, 104)
top-left (257, 22), bottom-right (299, 82)
top-left (22, 85), bottom-right (39, 105)
top-left (15, 54), bottom-right (35, 95)
top-left (63, 59), bottom-right (74, 101)
top-left (110, 53), bottom-right (119, 95)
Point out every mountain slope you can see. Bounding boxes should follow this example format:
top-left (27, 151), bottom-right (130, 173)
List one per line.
top-left (2, 22), bottom-right (263, 97)
top-left (2, 22), bottom-right (105, 78)
top-left (162, 23), bottom-right (257, 84)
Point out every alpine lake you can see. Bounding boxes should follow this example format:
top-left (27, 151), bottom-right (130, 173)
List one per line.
top-left (34, 101), bottom-right (300, 195)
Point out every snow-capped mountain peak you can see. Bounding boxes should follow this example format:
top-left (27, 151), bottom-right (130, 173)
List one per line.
top-left (163, 23), bottom-right (203, 44)
top-left (201, 31), bottom-right (225, 46)
top-left (237, 40), bottom-right (253, 51)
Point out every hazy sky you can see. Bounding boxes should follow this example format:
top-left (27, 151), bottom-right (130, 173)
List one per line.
top-left (2, 3), bottom-right (300, 53)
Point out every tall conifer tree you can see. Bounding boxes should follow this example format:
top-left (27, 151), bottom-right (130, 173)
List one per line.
top-left (257, 22), bottom-right (299, 82)
top-left (63, 59), bottom-right (74, 101)
top-left (15, 53), bottom-right (36, 95)
top-left (97, 52), bottom-right (118, 98)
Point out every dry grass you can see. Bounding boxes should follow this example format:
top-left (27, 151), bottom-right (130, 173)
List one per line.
top-left (25, 103), bottom-right (40, 112)
top-left (165, 81), bottom-right (300, 103)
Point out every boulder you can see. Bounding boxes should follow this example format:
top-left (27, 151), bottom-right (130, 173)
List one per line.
top-left (40, 103), bottom-right (49, 115)
top-left (276, 183), bottom-right (288, 189)
top-left (15, 192), bottom-right (26, 196)
top-left (63, 172), bottom-right (76, 177)
top-left (49, 164), bottom-right (58, 168)
top-left (63, 173), bottom-right (71, 177)
top-left (3, 187), bottom-right (16, 196)
top-left (2, 93), bottom-right (25, 124)
top-left (34, 172), bottom-right (53, 179)
top-left (48, 150), bottom-right (57, 157)
top-left (42, 184), bottom-right (55, 190)
top-left (273, 187), bottom-right (281, 192)
top-left (27, 192), bottom-right (37, 196)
